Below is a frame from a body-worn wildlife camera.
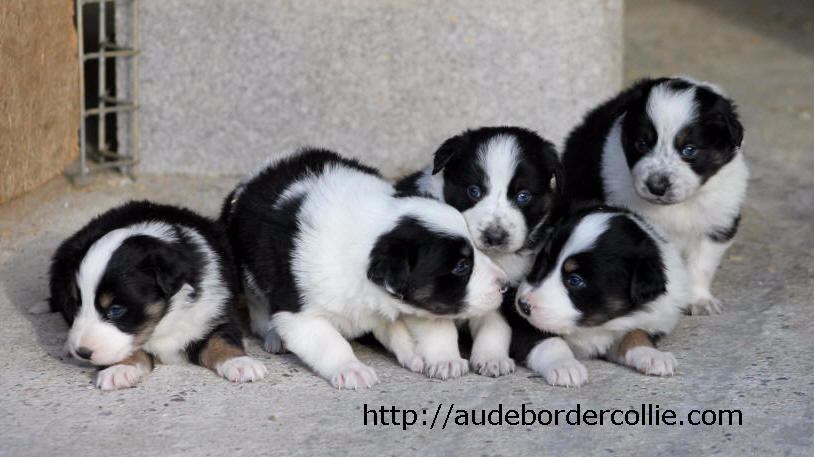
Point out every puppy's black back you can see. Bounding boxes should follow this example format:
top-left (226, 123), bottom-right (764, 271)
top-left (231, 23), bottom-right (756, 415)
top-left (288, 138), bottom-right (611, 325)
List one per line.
top-left (224, 149), bottom-right (381, 314)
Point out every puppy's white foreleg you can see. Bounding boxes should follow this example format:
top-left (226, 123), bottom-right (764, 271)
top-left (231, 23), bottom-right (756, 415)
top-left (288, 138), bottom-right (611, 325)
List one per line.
top-left (402, 315), bottom-right (468, 380)
top-left (468, 310), bottom-right (515, 377)
top-left (273, 312), bottom-right (378, 389)
top-left (372, 319), bottom-right (423, 373)
top-left (684, 237), bottom-right (730, 315)
top-left (526, 337), bottom-right (588, 387)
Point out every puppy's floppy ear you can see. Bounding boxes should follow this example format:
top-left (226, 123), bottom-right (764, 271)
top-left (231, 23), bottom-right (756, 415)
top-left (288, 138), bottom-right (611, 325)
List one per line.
top-left (629, 254), bottom-right (667, 306)
top-left (140, 245), bottom-right (191, 299)
top-left (432, 133), bottom-right (468, 175)
top-left (718, 111), bottom-right (744, 149)
top-left (367, 238), bottom-right (411, 300)
top-left (550, 160), bottom-right (565, 198)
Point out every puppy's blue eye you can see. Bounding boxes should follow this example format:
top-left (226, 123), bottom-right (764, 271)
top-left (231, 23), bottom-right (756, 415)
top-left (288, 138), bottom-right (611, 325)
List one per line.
top-left (516, 190), bottom-right (532, 204)
top-left (107, 305), bottom-right (127, 319)
top-left (452, 259), bottom-right (471, 276)
top-left (680, 145), bottom-right (698, 158)
top-left (635, 138), bottom-right (649, 153)
top-left (467, 185), bottom-right (483, 200)
top-left (565, 274), bottom-right (585, 289)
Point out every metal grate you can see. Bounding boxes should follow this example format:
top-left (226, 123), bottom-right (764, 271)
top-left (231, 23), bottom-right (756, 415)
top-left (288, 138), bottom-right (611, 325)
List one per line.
top-left (73, 0), bottom-right (139, 185)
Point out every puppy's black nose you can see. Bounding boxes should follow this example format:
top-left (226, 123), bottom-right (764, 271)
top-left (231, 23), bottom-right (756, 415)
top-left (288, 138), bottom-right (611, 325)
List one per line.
top-left (517, 298), bottom-right (532, 316)
top-left (483, 229), bottom-right (508, 247)
top-left (646, 175), bottom-right (670, 197)
top-left (75, 346), bottom-right (93, 360)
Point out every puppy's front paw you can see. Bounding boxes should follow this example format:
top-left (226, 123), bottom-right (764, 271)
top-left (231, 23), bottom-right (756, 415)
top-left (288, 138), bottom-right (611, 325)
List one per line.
top-left (402, 355), bottom-right (424, 374)
top-left (263, 329), bottom-right (287, 354)
top-left (331, 361), bottom-right (379, 390)
top-left (424, 358), bottom-right (469, 380)
top-left (625, 347), bottom-right (677, 376)
top-left (541, 359), bottom-right (588, 387)
top-left (470, 356), bottom-right (515, 377)
top-left (688, 295), bottom-right (724, 315)
top-left (217, 356), bottom-right (267, 383)
top-left (96, 363), bottom-right (148, 391)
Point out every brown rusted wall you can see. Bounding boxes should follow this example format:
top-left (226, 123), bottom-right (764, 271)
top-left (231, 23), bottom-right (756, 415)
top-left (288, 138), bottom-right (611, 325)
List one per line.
top-left (0, 0), bottom-right (78, 204)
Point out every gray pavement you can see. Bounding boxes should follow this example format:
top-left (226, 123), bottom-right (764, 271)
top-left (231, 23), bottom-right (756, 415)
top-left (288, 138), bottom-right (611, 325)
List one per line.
top-left (1, 1), bottom-right (812, 456)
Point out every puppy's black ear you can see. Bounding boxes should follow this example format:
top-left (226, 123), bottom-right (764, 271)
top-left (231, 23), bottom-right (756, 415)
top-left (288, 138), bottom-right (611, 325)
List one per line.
top-left (551, 160), bottom-right (565, 198)
top-left (432, 133), bottom-right (468, 175)
top-left (629, 254), bottom-right (667, 307)
top-left (720, 111), bottom-right (744, 149)
top-left (367, 238), bottom-right (411, 300)
top-left (140, 245), bottom-right (191, 299)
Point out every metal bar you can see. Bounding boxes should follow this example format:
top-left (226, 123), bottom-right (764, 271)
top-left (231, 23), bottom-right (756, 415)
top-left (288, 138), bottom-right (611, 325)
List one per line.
top-left (98, 1), bottom-right (106, 163)
top-left (84, 103), bottom-right (138, 116)
top-left (81, 159), bottom-right (138, 171)
top-left (76, 0), bottom-right (87, 185)
top-left (83, 49), bottom-right (137, 60)
top-left (129, 0), bottom-right (140, 178)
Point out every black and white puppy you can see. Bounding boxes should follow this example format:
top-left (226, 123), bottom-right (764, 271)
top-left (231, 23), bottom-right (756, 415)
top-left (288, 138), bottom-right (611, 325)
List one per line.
top-left (396, 126), bottom-right (563, 377)
top-left (562, 77), bottom-right (747, 315)
top-left (506, 206), bottom-right (689, 387)
top-left (223, 149), bottom-right (509, 389)
top-left (48, 201), bottom-right (267, 390)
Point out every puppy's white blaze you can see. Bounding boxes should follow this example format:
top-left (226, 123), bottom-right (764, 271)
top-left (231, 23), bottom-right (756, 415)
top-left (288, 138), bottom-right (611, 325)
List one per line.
top-left (520, 213), bottom-right (613, 334)
top-left (632, 84), bottom-right (702, 203)
top-left (462, 134), bottom-right (527, 252)
top-left (646, 84), bottom-right (697, 141)
top-left (462, 250), bottom-right (507, 317)
top-left (69, 222), bottom-right (177, 365)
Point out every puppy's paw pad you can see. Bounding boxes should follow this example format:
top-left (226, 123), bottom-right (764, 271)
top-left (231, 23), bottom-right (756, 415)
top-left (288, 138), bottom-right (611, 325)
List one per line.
top-left (541, 359), bottom-right (588, 387)
top-left (96, 364), bottom-right (147, 391)
top-left (217, 356), bottom-right (267, 383)
top-left (331, 361), bottom-right (379, 390)
top-left (626, 347), bottom-right (677, 376)
top-left (424, 358), bottom-right (469, 380)
top-left (688, 297), bottom-right (723, 315)
top-left (471, 357), bottom-right (515, 377)
top-left (262, 330), bottom-right (287, 354)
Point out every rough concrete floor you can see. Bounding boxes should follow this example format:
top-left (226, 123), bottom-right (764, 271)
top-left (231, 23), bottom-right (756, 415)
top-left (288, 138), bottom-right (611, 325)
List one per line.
top-left (1, 1), bottom-right (812, 456)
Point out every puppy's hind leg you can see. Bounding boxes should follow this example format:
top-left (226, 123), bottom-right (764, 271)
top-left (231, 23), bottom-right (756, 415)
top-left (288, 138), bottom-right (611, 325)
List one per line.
top-left (274, 312), bottom-right (378, 390)
top-left (608, 329), bottom-right (677, 377)
top-left (188, 323), bottom-right (268, 383)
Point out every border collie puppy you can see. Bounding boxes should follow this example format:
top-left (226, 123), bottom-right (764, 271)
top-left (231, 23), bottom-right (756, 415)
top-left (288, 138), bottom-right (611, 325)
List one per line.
top-left (506, 206), bottom-right (689, 386)
top-left (48, 201), bottom-right (267, 390)
top-left (395, 126), bottom-right (563, 377)
top-left (223, 149), bottom-right (508, 389)
top-left (562, 77), bottom-right (747, 315)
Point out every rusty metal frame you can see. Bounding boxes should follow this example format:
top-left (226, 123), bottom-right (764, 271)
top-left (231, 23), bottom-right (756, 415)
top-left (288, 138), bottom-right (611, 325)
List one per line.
top-left (73, 0), bottom-right (139, 186)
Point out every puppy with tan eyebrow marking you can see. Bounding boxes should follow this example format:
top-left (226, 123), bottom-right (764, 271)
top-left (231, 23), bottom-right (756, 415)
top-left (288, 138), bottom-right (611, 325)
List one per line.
top-left (505, 206), bottom-right (689, 387)
top-left (48, 201), bottom-right (267, 390)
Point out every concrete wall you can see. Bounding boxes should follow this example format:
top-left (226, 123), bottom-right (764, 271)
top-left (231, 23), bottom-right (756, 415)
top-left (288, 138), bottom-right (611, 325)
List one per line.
top-left (118, 0), bottom-right (623, 178)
